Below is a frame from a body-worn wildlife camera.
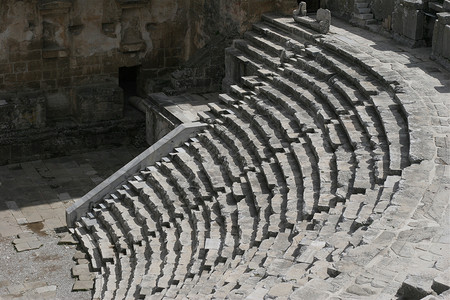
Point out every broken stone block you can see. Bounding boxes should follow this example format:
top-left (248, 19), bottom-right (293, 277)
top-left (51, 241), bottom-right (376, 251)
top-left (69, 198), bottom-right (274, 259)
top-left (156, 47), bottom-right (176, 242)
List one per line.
top-left (293, 7), bottom-right (331, 34)
top-left (268, 283), bottom-right (294, 298)
top-left (432, 272), bottom-right (450, 295)
top-left (58, 233), bottom-right (78, 245)
top-left (72, 280), bottom-right (94, 291)
top-left (293, 2), bottom-right (307, 16)
top-left (35, 285), bottom-right (57, 294)
top-left (398, 275), bottom-right (434, 299)
top-left (72, 264), bottom-right (91, 277)
top-left (204, 238), bottom-right (221, 250)
top-left (316, 8), bottom-right (331, 34)
top-left (12, 233), bottom-right (43, 252)
top-left (73, 250), bottom-right (88, 260)
top-left (346, 284), bottom-right (376, 296)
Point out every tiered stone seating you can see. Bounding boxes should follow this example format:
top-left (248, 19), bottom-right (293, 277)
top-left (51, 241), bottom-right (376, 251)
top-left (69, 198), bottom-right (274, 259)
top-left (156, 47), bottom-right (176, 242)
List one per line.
top-left (69, 12), bottom-right (446, 300)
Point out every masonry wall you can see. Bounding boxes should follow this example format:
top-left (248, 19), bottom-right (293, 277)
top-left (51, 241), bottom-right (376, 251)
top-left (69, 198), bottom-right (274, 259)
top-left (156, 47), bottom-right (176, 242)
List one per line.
top-left (0, 0), bottom-right (294, 164)
top-left (0, 0), bottom-right (294, 117)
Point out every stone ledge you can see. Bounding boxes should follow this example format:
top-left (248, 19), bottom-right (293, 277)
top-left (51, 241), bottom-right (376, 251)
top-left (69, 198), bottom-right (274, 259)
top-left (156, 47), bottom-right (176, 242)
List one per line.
top-left (65, 121), bottom-right (207, 227)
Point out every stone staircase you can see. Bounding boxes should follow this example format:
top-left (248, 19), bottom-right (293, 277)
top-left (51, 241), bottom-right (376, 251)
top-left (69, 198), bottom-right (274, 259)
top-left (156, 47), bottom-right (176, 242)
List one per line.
top-left (68, 13), bottom-right (448, 300)
top-left (352, 0), bottom-right (376, 26)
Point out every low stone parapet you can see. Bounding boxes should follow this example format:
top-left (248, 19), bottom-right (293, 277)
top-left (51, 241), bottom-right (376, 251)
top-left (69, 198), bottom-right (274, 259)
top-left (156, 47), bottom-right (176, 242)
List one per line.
top-left (65, 121), bottom-right (207, 227)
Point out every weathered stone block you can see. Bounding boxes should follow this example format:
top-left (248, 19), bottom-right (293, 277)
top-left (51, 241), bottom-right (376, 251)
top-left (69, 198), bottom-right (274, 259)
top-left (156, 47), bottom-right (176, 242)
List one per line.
top-left (444, 0), bottom-right (450, 10)
top-left (0, 91), bottom-right (46, 130)
top-left (444, 25), bottom-right (450, 59)
top-left (432, 13), bottom-right (450, 60)
top-left (398, 275), bottom-right (434, 299)
top-left (403, 8), bottom-right (424, 40)
top-left (73, 83), bottom-right (124, 123)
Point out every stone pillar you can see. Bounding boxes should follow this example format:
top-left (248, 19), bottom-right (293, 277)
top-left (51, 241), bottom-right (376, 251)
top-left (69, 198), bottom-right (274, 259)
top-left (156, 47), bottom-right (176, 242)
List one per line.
top-left (432, 12), bottom-right (450, 61)
top-left (392, 0), bottom-right (426, 47)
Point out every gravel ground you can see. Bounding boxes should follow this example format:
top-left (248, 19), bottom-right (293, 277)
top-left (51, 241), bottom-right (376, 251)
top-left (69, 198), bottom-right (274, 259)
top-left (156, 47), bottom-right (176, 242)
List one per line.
top-left (0, 230), bottom-right (92, 300)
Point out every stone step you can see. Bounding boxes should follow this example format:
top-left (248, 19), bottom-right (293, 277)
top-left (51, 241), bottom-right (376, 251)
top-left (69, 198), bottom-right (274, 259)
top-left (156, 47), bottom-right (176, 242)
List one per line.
top-left (255, 83), bottom-right (320, 135)
top-left (126, 247), bottom-right (147, 299)
top-left (96, 208), bottom-right (129, 254)
top-left (170, 147), bottom-right (213, 201)
top-left (247, 94), bottom-right (301, 144)
top-left (244, 30), bottom-right (285, 57)
top-left (210, 122), bottom-right (254, 168)
top-left (233, 39), bottom-right (282, 71)
top-left (210, 100), bottom-right (270, 162)
top-left (370, 92), bottom-right (408, 173)
top-left (261, 13), bottom-right (322, 41)
top-left (99, 262), bottom-right (115, 300)
top-left (358, 7), bottom-right (371, 14)
top-left (112, 254), bottom-right (133, 300)
top-left (192, 137), bottom-right (232, 193)
top-left (244, 170), bottom-right (271, 243)
top-left (107, 198), bottom-right (144, 245)
top-left (356, 2), bottom-right (369, 8)
top-left (83, 217), bottom-right (116, 264)
top-left (74, 225), bottom-right (102, 272)
top-left (335, 146), bottom-right (356, 197)
top-left (252, 22), bottom-right (306, 53)
top-left (241, 105), bottom-right (286, 157)
top-left (354, 13), bottom-right (374, 20)
top-left (120, 189), bottom-right (158, 237)
top-left (158, 160), bottom-right (202, 211)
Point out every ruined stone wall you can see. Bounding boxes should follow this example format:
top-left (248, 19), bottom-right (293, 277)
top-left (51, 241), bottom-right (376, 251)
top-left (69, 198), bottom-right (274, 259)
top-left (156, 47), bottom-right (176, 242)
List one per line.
top-left (0, 0), bottom-right (294, 164)
top-left (154, 0), bottom-right (295, 94)
top-left (0, 0), bottom-right (294, 115)
top-left (0, 0), bottom-right (191, 122)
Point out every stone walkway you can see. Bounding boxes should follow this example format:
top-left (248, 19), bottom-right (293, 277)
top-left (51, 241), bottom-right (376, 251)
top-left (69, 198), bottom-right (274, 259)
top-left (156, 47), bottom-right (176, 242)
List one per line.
top-left (0, 145), bottom-right (145, 299)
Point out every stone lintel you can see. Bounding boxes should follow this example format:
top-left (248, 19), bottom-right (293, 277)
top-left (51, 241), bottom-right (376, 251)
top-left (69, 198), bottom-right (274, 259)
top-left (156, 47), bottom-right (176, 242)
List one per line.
top-left (120, 41), bottom-right (146, 53)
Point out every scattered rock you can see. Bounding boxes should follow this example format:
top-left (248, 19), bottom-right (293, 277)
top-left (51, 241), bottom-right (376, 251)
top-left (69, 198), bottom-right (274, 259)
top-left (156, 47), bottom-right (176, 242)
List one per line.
top-left (12, 233), bottom-right (43, 252)
top-left (58, 233), bottom-right (78, 245)
top-left (72, 280), bottom-right (94, 291)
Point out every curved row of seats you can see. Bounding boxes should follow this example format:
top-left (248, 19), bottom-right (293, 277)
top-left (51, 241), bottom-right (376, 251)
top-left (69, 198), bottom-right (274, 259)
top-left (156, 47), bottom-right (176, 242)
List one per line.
top-left (71, 13), bottom-right (430, 300)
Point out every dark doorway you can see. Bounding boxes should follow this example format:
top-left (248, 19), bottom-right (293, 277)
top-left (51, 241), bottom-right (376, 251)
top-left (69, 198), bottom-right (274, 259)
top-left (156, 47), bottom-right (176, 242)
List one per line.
top-left (297, 0), bottom-right (320, 13)
top-left (119, 65), bottom-right (139, 99)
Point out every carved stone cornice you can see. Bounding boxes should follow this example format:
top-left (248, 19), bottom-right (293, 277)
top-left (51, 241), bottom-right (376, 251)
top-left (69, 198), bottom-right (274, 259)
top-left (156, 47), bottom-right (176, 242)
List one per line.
top-left (38, 0), bottom-right (72, 14)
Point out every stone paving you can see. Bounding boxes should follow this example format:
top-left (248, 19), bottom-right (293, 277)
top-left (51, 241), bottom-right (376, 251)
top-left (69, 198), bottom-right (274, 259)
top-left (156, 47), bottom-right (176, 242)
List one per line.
top-left (67, 13), bottom-right (449, 300)
top-left (0, 145), bottom-right (145, 299)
